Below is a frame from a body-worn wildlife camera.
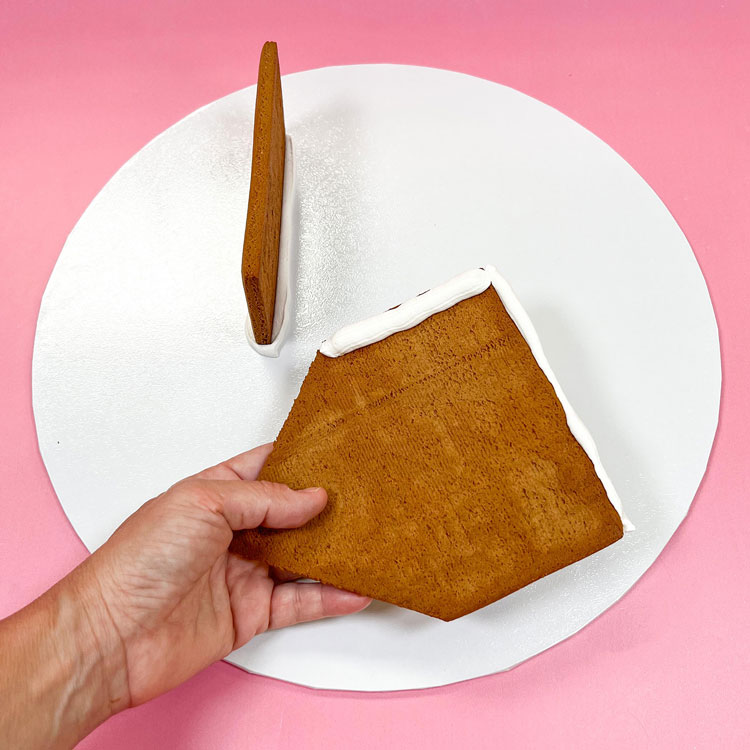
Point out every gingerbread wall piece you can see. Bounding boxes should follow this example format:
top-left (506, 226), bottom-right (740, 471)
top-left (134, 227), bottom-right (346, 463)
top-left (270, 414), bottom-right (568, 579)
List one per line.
top-left (232, 280), bottom-right (624, 620)
top-left (242, 41), bottom-right (286, 345)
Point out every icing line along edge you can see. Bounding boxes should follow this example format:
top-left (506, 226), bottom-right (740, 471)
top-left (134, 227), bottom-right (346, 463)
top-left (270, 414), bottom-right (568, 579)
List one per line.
top-left (319, 265), bottom-right (634, 531)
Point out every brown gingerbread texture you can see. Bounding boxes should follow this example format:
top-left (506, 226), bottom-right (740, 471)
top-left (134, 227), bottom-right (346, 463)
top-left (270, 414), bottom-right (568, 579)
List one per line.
top-left (242, 41), bottom-right (286, 345)
top-left (231, 287), bottom-right (624, 620)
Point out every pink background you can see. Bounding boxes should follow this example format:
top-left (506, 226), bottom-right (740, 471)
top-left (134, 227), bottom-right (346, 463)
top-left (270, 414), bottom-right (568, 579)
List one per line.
top-left (2, 1), bottom-right (748, 746)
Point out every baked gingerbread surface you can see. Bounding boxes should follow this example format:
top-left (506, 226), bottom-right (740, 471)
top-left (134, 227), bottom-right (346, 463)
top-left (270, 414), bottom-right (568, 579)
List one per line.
top-left (232, 287), bottom-right (623, 620)
top-left (241, 41), bottom-right (286, 345)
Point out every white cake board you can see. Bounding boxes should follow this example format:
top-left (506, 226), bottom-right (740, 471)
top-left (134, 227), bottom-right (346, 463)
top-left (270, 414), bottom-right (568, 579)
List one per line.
top-left (32, 65), bottom-right (720, 692)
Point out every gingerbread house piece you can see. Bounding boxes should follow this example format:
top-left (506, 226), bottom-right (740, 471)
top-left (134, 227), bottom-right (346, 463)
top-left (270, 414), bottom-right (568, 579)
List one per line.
top-left (232, 267), bottom-right (629, 620)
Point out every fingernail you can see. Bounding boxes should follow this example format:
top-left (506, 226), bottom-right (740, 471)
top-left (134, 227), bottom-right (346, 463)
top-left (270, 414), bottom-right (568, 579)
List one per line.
top-left (301, 486), bottom-right (324, 493)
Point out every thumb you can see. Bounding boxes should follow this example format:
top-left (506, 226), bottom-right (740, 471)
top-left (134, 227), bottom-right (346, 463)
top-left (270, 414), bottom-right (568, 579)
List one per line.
top-left (183, 478), bottom-right (328, 531)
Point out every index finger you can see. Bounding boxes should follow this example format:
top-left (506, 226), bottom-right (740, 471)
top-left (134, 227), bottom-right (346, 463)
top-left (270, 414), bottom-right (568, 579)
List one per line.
top-left (184, 477), bottom-right (328, 531)
top-left (194, 442), bottom-right (274, 481)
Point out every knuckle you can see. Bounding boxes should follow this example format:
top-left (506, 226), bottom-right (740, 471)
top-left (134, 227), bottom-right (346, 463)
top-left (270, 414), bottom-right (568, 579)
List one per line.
top-left (258, 479), bottom-right (289, 497)
top-left (166, 479), bottom-right (227, 531)
top-left (173, 478), bottom-right (214, 506)
top-left (292, 584), bottom-right (306, 621)
top-left (258, 607), bottom-right (271, 636)
top-left (315, 585), bottom-right (326, 619)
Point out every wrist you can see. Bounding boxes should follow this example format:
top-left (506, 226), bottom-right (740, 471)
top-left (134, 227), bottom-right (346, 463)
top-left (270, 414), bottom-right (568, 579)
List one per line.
top-left (63, 556), bottom-right (131, 720)
top-left (0, 558), bottom-right (130, 749)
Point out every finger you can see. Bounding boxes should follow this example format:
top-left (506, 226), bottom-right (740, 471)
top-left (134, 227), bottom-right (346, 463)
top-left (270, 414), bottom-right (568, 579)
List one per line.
top-left (194, 442), bottom-right (275, 481)
top-left (268, 582), bottom-right (372, 630)
top-left (190, 478), bottom-right (327, 530)
top-left (225, 554), bottom-right (275, 648)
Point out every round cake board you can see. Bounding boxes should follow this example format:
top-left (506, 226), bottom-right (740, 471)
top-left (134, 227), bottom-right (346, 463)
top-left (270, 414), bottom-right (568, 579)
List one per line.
top-left (32, 65), bottom-right (720, 691)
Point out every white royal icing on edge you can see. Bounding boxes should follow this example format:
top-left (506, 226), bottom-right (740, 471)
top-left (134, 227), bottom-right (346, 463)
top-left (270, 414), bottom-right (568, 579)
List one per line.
top-left (245, 135), bottom-right (296, 358)
top-left (319, 265), bottom-right (634, 530)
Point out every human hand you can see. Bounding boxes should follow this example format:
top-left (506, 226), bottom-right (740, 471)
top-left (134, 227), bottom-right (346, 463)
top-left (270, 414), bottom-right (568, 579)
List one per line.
top-left (0, 444), bottom-right (370, 749)
top-left (75, 443), bottom-right (371, 708)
